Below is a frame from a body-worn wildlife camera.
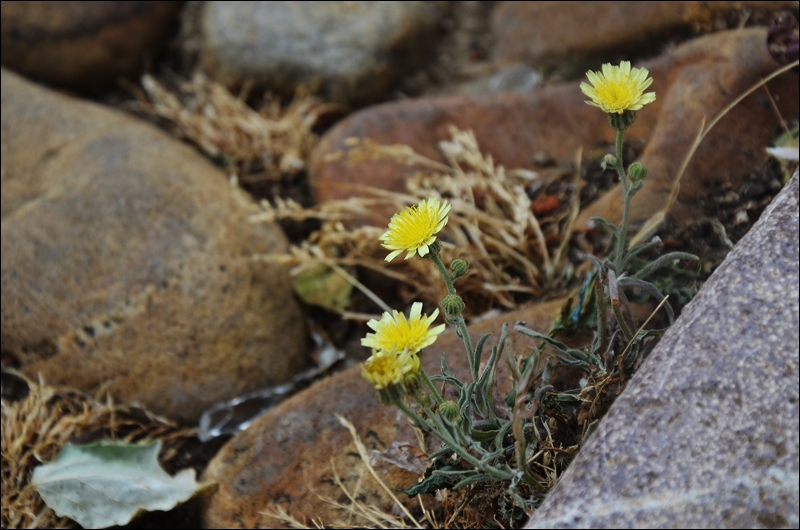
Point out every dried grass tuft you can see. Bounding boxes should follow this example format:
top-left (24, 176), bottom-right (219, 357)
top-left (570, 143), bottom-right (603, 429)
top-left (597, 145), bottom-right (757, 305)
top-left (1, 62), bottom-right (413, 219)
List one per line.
top-left (1, 372), bottom-right (196, 529)
top-left (251, 126), bottom-right (581, 317)
top-left (128, 72), bottom-right (329, 182)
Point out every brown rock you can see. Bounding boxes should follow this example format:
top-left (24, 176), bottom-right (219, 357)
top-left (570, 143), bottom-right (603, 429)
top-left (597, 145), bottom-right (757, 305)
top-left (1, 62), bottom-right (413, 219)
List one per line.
top-left (1, 68), bottom-right (308, 423)
top-left (308, 84), bottom-right (644, 225)
top-left (0, 1), bottom-right (181, 92)
top-left (309, 29), bottom-right (798, 229)
top-left (202, 298), bottom-right (574, 528)
top-left (577, 27), bottom-right (799, 227)
top-left (492, 1), bottom-right (798, 69)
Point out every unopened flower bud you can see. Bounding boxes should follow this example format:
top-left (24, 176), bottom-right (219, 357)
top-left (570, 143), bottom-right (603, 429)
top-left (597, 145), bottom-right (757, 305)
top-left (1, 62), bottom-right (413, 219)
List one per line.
top-left (449, 259), bottom-right (469, 279)
top-left (628, 161), bottom-right (648, 183)
top-left (601, 154), bottom-right (618, 171)
top-left (441, 294), bottom-right (465, 320)
top-left (376, 383), bottom-right (405, 406)
top-left (439, 400), bottom-right (461, 424)
top-left (402, 372), bottom-right (422, 395)
top-left (414, 390), bottom-right (432, 408)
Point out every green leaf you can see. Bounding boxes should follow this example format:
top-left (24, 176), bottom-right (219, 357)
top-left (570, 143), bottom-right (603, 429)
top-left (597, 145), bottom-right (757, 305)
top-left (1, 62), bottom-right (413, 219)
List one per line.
top-left (292, 263), bottom-right (353, 312)
top-left (31, 441), bottom-right (205, 529)
top-left (398, 463), bottom-right (460, 496)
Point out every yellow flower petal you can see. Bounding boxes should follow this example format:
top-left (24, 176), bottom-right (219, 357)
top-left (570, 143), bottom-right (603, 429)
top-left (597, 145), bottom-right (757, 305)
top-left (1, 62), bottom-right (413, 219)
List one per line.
top-left (361, 302), bottom-right (445, 354)
top-left (361, 349), bottom-right (420, 390)
top-left (580, 61), bottom-right (656, 114)
top-left (380, 198), bottom-right (451, 262)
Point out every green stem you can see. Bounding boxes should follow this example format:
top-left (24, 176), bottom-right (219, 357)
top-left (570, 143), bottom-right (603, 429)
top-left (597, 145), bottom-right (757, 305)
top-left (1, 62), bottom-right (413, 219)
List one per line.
top-left (396, 400), bottom-right (434, 432)
top-left (430, 252), bottom-right (456, 295)
top-left (430, 252), bottom-right (476, 381)
top-left (400, 397), bottom-right (515, 483)
top-left (612, 303), bottom-right (634, 342)
top-left (614, 128), bottom-right (631, 272)
top-left (419, 367), bottom-right (444, 405)
top-left (594, 275), bottom-right (608, 356)
top-left (424, 407), bottom-right (515, 482)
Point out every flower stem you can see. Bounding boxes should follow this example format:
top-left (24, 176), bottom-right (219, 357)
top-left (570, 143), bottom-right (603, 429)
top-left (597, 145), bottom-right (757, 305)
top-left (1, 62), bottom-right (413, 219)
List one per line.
top-left (422, 406), bottom-right (515, 482)
top-left (430, 252), bottom-right (477, 381)
top-left (594, 275), bottom-right (608, 356)
top-left (614, 128), bottom-right (631, 272)
top-left (430, 251), bottom-right (456, 295)
top-left (396, 400), bottom-right (434, 432)
top-left (420, 367), bottom-right (444, 405)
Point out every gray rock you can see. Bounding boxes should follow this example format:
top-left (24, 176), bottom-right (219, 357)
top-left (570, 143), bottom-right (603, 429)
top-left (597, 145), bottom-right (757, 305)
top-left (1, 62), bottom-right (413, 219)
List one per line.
top-left (527, 171), bottom-right (800, 529)
top-left (199, 1), bottom-right (446, 105)
top-left (1, 68), bottom-right (309, 423)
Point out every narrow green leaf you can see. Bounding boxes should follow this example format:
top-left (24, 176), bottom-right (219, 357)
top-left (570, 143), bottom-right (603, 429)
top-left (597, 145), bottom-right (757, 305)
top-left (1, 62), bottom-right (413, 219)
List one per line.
top-left (633, 252), bottom-right (698, 281)
top-left (589, 216), bottom-right (619, 239)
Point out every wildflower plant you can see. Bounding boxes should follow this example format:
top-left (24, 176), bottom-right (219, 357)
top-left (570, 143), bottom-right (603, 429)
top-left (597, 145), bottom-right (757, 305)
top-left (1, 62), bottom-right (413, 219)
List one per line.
top-left (360, 62), bottom-right (698, 516)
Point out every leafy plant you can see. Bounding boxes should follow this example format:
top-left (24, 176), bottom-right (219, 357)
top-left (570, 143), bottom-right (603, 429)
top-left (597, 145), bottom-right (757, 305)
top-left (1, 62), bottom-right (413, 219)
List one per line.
top-left (356, 62), bottom-right (700, 524)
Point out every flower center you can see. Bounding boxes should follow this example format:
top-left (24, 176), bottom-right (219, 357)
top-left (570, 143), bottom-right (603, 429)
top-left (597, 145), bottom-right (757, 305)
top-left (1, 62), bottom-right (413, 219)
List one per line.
top-left (596, 80), bottom-right (638, 111)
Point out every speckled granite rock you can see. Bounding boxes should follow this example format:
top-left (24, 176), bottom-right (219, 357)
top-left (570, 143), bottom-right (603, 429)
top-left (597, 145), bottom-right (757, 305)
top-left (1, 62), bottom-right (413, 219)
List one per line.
top-left (1, 68), bottom-right (308, 423)
top-left (199, 1), bottom-right (446, 105)
top-left (526, 171), bottom-right (800, 529)
top-left (0, 1), bottom-right (181, 92)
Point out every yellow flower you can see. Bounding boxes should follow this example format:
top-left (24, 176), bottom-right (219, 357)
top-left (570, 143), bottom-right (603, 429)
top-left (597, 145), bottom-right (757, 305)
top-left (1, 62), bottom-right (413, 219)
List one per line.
top-left (580, 61), bottom-right (656, 114)
top-left (380, 197), bottom-right (451, 261)
top-left (361, 302), bottom-right (446, 355)
top-left (361, 348), bottom-right (420, 391)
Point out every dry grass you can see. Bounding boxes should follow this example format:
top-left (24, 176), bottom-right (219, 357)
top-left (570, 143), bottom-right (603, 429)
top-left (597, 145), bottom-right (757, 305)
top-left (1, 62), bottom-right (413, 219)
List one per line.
top-left (250, 126), bottom-right (582, 318)
top-left (1, 372), bottom-right (196, 529)
top-left (128, 72), bottom-right (328, 182)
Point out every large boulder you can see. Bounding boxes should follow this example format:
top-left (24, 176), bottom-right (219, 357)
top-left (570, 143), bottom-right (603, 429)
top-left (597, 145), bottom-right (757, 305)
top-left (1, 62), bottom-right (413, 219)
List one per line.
top-left (1, 68), bottom-right (308, 423)
top-left (199, 1), bottom-right (447, 106)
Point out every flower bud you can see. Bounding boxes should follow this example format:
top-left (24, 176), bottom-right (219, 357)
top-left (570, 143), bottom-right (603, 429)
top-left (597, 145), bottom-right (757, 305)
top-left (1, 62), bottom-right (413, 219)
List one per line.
top-left (449, 259), bottom-right (469, 279)
top-left (439, 400), bottom-right (461, 424)
top-left (601, 154), bottom-right (618, 171)
top-left (375, 383), bottom-right (405, 406)
top-left (440, 294), bottom-right (465, 320)
top-left (402, 372), bottom-right (422, 395)
top-left (628, 161), bottom-right (648, 183)
top-left (414, 390), bottom-right (432, 408)
top-left (606, 110), bottom-right (637, 131)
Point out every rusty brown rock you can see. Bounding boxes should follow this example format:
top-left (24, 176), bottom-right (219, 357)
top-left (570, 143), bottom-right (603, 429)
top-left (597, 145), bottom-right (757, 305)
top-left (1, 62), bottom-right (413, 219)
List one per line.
top-left (310, 29), bottom-right (798, 230)
top-left (577, 27), bottom-right (799, 227)
top-left (202, 298), bottom-right (574, 528)
top-left (491, 2), bottom-right (797, 69)
top-left (308, 83), bottom-right (648, 224)
top-left (0, 1), bottom-right (181, 92)
top-left (1, 68), bottom-right (308, 423)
